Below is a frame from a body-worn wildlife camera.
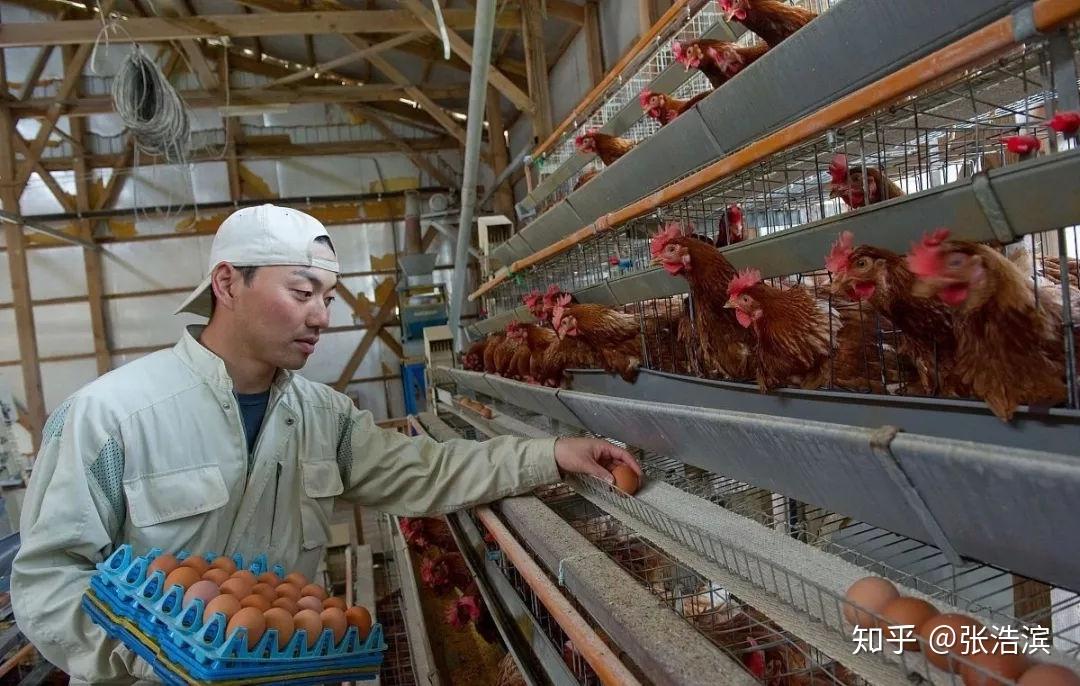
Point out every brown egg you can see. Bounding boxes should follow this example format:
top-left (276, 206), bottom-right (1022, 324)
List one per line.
top-left (164, 566), bottom-right (202, 591)
top-left (250, 583), bottom-right (278, 602)
top-left (226, 607), bottom-right (267, 651)
top-left (210, 556), bottom-right (237, 575)
top-left (917, 613), bottom-right (985, 672)
top-left (345, 606), bottom-right (373, 640)
top-left (275, 583), bottom-right (302, 601)
top-left (959, 644), bottom-right (1029, 686)
top-left (202, 568), bottom-right (231, 586)
top-left (262, 608), bottom-right (295, 650)
top-left (231, 570), bottom-right (258, 586)
top-left (257, 572), bottom-right (282, 586)
top-left (180, 556), bottom-right (210, 574)
top-left (147, 553), bottom-right (180, 577)
top-left (220, 578), bottom-right (253, 597)
top-left (610, 465), bottom-right (640, 495)
top-left (240, 594), bottom-right (272, 612)
top-left (284, 572), bottom-right (309, 588)
top-left (300, 584), bottom-right (327, 601)
top-left (323, 597), bottom-right (347, 611)
top-left (879, 597), bottom-right (938, 651)
top-left (320, 608), bottom-right (347, 644)
top-left (297, 596), bottom-right (323, 613)
top-left (293, 609), bottom-right (323, 648)
top-left (272, 597), bottom-right (299, 614)
top-left (203, 594), bottom-right (242, 624)
top-left (183, 580), bottom-right (221, 607)
top-left (843, 576), bottom-right (900, 627)
top-left (1019, 664), bottom-right (1080, 686)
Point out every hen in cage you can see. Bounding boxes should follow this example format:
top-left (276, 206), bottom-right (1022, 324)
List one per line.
top-left (462, 337), bottom-right (490, 372)
top-left (907, 229), bottom-right (1072, 421)
top-left (825, 231), bottom-right (966, 397)
top-left (509, 323), bottom-right (559, 385)
top-left (828, 154), bottom-right (904, 210)
top-left (573, 168), bottom-right (599, 190)
top-left (718, 0), bottom-right (818, 48)
top-left (630, 296), bottom-right (695, 375)
top-left (650, 222), bottom-right (757, 380)
top-left (725, 268), bottom-right (898, 393)
top-left (491, 323), bottom-right (527, 378)
top-left (671, 39), bottom-right (769, 88)
top-left (546, 296), bottom-right (642, 383)
top-left (639, 89), bottom-right (710, 126)
top-left (483, 331), bottom-right (506, 374)
top-left (575, 130), bottom-right (637, 166)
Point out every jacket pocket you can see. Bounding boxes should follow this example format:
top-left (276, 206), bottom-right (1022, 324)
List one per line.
top-left (298, 461), bottom-right (343, 550)
top-left (124, 464), bottom-right (229, 528)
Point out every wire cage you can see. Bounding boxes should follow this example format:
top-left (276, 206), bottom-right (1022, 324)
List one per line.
top-left (374, 515), bottom-right (420, 686)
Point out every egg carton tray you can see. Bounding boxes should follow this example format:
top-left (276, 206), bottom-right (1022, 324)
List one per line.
top-left (82, 544), bottom-right (385, 683)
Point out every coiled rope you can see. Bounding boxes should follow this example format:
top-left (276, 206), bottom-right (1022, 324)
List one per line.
top-left (111, 45), bottom-right (191, 164)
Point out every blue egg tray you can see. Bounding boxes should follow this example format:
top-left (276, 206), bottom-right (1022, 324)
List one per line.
top-left (81, 544), bottom-right (385, 684)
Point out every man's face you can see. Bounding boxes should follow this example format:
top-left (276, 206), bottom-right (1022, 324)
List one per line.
top-left (231, 243), bottom-right (338, 370)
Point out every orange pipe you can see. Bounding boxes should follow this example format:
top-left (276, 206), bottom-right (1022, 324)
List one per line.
top-left (533, 0), bottom-right (696, 158)
top-left (0, 643), bottom-right (36, 678)
top-left (471, 0), bottom-right (1080, 294)
top-left (475, 506), bottom-right (642, 686)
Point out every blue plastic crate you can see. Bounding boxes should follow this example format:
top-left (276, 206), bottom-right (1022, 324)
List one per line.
top-left (83, 544), bottom-right (385, 684)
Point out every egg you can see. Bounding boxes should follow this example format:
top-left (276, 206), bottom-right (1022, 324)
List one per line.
top-left (272, 597), bottom-right (299, 614)
top-left (293, 609), bottom-right (323, 648)
top-left (240, 594), bottom-right (272, 612)
top-left (164, 566), bottom-right (202, 591)
top-left (323, 597), bottom-right (347, 611)
top-left (843, 576), bottom-right (900, 627)
top-left (231, 570), bottom-right (258, 586)
top-left (300, 584), bottom-right (327, 601)
top-left (917, 613), bottom-right (985, 672)
top-left (147, 553), bottom-right (180, 577)
top-left (262, 608), bottom-right (295, 650)
top-left (1018, 664), bottom-right (1080, 686)
top-left (284, 572), bottom-right (309, 588)
top-left (180, 555), bottom-right (210, 574)
top-left (226, 607), bottom-right (267, 651)
top-left (959, 644), bottom-right (1029, 686)
top-left (297, 596), bottom-right (324, 613)
top-left (320, 608), bottom-right (347, 644)
top-left (250, 583), bottom-right (278, 602)
top-left (257, 572), bottom-right (282, 586)
top-left (203, 594), bottom-right (242, 624)
top-left (275, 583), bottom-right (302, 601)
top-left (878, 597), bottom-right (938, 651)
top-left (202, 568), bottom-right (231, 586)
top-left (210, 556), bottom-right (238, 575)
top-left (220, 578), bottom-right (253, 597)
top-left (345, 606), bottom-right (373, 640)
top-left (183, 580), bottom-right (221, 607)
top-left (610, 465), bottom-right (640, 495)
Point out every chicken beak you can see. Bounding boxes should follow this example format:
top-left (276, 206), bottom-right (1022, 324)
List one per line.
top-left (650, 255), bottom-right (662, 266)
top-left (723, 299), bottom-right (736, 309)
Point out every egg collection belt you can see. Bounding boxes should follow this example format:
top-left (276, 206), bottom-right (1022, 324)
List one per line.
top-left (82, 544), bottom-right (385, 685)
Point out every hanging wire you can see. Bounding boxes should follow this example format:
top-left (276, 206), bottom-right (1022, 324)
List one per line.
top-left (111, 45), bottom-right (192, 164)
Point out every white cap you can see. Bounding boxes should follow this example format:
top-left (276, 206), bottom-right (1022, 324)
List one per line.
top-left (175, 204), bottom-right (340, 318)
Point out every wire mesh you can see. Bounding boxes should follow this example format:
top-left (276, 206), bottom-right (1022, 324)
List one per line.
top-left (372, 515), bottom-right (420, 686)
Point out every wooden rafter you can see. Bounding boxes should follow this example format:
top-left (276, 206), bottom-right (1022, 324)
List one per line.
top-left (485, 87), bottom-right (515, 217)
top-left (350, 106), bottom-right (455, 187)
top-left (157, 0), bottom-right (220, 91)
top-left (334, 284), bottom-right (399, 391)
top-left (0, 9), bottom-right (522, 48)
top-left (18, 44), bottom-right (57, 101)
top-left (584, 0), bottom-right (604, 86)
top-left (261, 31), bottom-right (427, 89)
top-left (520, 1), bottom-right (553, 139)
top-left (400, 0), bottom-right (533, 113)
top-left (334, 283), bottom-right (404, 360)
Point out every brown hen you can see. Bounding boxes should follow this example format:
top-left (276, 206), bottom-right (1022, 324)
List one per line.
top-left (574, 130), bottom-right (636, 166)
top-left (719, 0), bottom-right (817, 47)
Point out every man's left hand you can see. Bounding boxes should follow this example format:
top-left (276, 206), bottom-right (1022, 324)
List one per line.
top-left (553, 437), bottom-right (641, 485)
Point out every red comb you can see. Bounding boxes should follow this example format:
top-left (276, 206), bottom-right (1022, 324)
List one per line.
top-left (574, 130), bottom-right (598, 150)
top-left (728, 268), bottom-right (762, 298)
top-left (726, 204), bottom-right (743, 225)
top-left (825, 231), bottom-right (856, 275)
top-left (556, 293), bottom-right (573, 307)
top-left (672, 41), bottom-right (686, 63)
top-left (828, 154), bottom-right (849, 184)
top-left (1003, 134), bottom-right (1040, 155)
top-left (638, 90), bottom-right (653, 109)
top-left (523, 289), bottom-right (541, 306)
top-left (650, 221), bottom-right (686, 257)
top-left (1049, 111), bottom-right (1080, 136)
top-left (906, 229), bottom-right (951, 277)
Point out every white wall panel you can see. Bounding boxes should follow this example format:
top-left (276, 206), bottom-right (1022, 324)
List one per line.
top-left (107, 294), bottom-right (204, 350)
top-left (100, 235), bottom-right (211, 294)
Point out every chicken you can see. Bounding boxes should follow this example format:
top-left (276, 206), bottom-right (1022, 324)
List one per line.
top-left (1042, 255), bottom-right (1080, 289)
top-left (720, 203), bottom-right (752, 246)
top-left (671, 39), bottom-right (769, 88)
top-left (828, 154), bottom-right (904, 210)
top-left (494, 654), bottom-right (526, 686)
top-left (650, 222), bottom-right (756, 380)
top-left (550, 296), bottom-right (642, 382)
top-left (399, 516), bottom-right (457, 552)
top-left (639, 89), bottom-right (711, 126)
top-left (825, 231), bottom-right (965, 396)
top-left (574, 130), bottom-right (636, 166)
top-left (445, 581), bottom-right (499, 644)
top-left (420, 550), bottom-right (472, 596)
top-left (725, 268), bottom-right (894, 393)
top-left (461, 337), bottom-right (489, 371)
top-left (483, 331), bottom-right (506, 373)
top-left (573, 168), bottom-right (598, 190)
top-left (629, 296), bottom-right (693, 374)
top-left (906, 229), bottom-right (1069, 421)
top-left (524, 284), bottom-right (563, 324)
top-left (719, 0), bottom-right (817, 47)
top-left (509, 323), bottom-right (559, 384)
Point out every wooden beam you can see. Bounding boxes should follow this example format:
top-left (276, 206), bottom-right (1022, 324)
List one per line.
top-left (225, 119), bottom-right (241, 202)
top-left (235, 0), bottom-right (351, 11)
top-left (584, 0), bottom-right (604, 86)
top-left (158, 0), bottom-right (220, 91)
top-left (350, 106), bottom-right (456, 187)
top-left (334, 283), bottom-right (404, 359)
top-left (18, 44), bottom-right (57, 101)
top-left (639, 0), bottom-right (658, 36)
top-left (261, 31), bottom-right (426, 89)
top-left (0, 108), bottom-right (47, 450)
top-left (520, 2), bottom-right (553, 139)
top-left (11, 134), bottom-right (77, 212)
top-left (400, 0), bottom-right (534, 113)
top-left (420, 225), bottom-right (440, 253)
top-left (545, 0), bottom-right (586, 25)
top-left (485, 87), bottom-right (515, 217)
top-left (334, 286), bottom-right (399, 391)
top-left (0, 9), bottom-right (523, 48)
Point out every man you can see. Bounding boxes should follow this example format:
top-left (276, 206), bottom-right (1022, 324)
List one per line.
top-left (12, 204), bottom-right (638, 683)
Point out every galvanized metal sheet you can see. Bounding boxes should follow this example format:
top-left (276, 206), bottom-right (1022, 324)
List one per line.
top-left (484, 376), bottom-right (583, 427)
top-left (557, 388), bottom-right (935, 543)
top-left (491, 242), bottom-right (519, 270)
top-left (607, 268), bottom-right (689, 303)
top-left (517, 202), bottom-right (586, 257)
top-left (446, 368), bottom-right (501, 399)
top-left (574, 282), bottom-right (618, 306)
